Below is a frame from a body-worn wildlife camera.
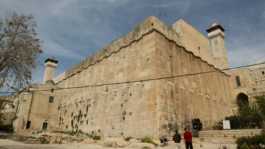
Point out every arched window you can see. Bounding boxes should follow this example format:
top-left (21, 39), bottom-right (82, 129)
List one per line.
top-left (49, 96), bottom-right (54, 103)
top-left (237, 93), bottom-right (249, 107)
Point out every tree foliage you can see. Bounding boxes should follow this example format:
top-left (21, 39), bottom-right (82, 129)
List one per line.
top-left (214, 96), bottom-right (265, 129)
top-left (237, 132), bottom-right (265, 149)
top-left (0, 13), bottom-right (41, 91)
top-left (225, 106), bottom-right (263, 129)
top-left (256, 96), bottom-right (265, 119)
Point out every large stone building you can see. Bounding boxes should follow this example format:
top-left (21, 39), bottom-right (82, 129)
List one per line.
top-left (13, 16), bottom-right (263, 139)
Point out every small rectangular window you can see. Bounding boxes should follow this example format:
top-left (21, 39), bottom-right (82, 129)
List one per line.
top-left (49, 96), bottom-right (54, 103)
top-left (42, 122), bottom-right (48, 130)
top-left (26, 121), bottom-right (31, 129)
top-left (262, 71), bottom-right (265, 75)
top-left (235, 76), bottom-right (241, 87)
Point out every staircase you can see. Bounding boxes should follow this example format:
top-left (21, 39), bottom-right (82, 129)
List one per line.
top-left (199, 129), bottom-right (262, 140)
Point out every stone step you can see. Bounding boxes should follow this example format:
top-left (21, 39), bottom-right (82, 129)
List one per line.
top-left (199, 129), bottom-right (262, 140)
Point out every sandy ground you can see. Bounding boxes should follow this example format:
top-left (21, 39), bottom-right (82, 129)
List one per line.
top-left (0, 139), bottom-right (237, 149)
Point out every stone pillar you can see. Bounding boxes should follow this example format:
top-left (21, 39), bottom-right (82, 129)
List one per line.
top-left (43, 58), bottom-right (58, 83)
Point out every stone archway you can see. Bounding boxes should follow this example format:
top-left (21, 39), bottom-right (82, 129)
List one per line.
top-left (237, 93), bottom-right (249, 107)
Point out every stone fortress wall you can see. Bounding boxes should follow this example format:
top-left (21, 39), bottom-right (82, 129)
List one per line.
top-left (53, 17), bottom-right (234, 138)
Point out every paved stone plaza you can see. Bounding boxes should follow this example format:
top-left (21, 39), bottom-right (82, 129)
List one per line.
top-left (0, 139), bottom-right (237, 149)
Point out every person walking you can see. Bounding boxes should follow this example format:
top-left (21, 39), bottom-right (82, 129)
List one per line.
top-left (183, 127), bottom-right (193, 149)
top-left (173, 130), bottom-right (181, 149)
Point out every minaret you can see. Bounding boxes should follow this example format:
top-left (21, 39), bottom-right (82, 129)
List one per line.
top-left (207, 23), bottom-right (229, 69)
top-left (43, 58), bottom-right (58, 83)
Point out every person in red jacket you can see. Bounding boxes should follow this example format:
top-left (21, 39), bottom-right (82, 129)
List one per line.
top-left (183, 127), bottom-right (193, 149)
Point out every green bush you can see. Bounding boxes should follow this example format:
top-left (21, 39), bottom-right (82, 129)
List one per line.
top-left (236, 133), bottom-right (265, 149)
top-left (239, 143), bottom-right (250, 149)
top-left (239, 104), bottom-right (263, 128)
top-left (225, 114), bottom-right (262, 129)
top-left (256, 96), bottom-right (265, 119)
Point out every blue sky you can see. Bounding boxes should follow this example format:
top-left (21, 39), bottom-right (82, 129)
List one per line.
top-left (0, 0), bottom-right (265, 83)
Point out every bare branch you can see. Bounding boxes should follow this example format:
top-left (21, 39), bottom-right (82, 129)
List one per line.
top-left (0, 13), bottom-right (42, 91)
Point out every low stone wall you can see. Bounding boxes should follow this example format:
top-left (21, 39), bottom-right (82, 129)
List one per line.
top-left (199, 129), bottom-right (262, 139)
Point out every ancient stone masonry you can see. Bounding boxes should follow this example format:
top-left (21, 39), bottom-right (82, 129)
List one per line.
top-left (57, 17), bottom-right (226, 83)
top-left (12, 12), bottom-right (265, 141)
top-left (13, 82), bottom-right (59, 133)
top-left (52, 16), bottom-right (234, 139)
top-left (57, 82), bottom-right (156, 138)
top-left (13, 16), bottom-right (241, 139)
top-left (229, 63), bottom-right (265, 105)
top-left (149, 31), bottom-right (233, 136)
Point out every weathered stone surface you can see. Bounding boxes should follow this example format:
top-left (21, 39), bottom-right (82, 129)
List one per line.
top-left (54, 20), bottom-right (232, 138)
top-left (13, 82), bottom-right (59, 134)
top-left (229, 64), bottom-right (265, 107)
top-left (13, 16), bottom-right (236, 140)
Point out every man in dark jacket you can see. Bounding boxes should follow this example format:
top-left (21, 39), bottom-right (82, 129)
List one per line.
top-left (173, 130), bottom-right (181, 149)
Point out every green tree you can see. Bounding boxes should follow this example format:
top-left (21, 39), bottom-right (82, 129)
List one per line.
top-left (256, 96), bottom-right (265, 128)
top-left (239, 103), bottom-right (263, 128)
top-left (256, 96), bottom-right (265, 118)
